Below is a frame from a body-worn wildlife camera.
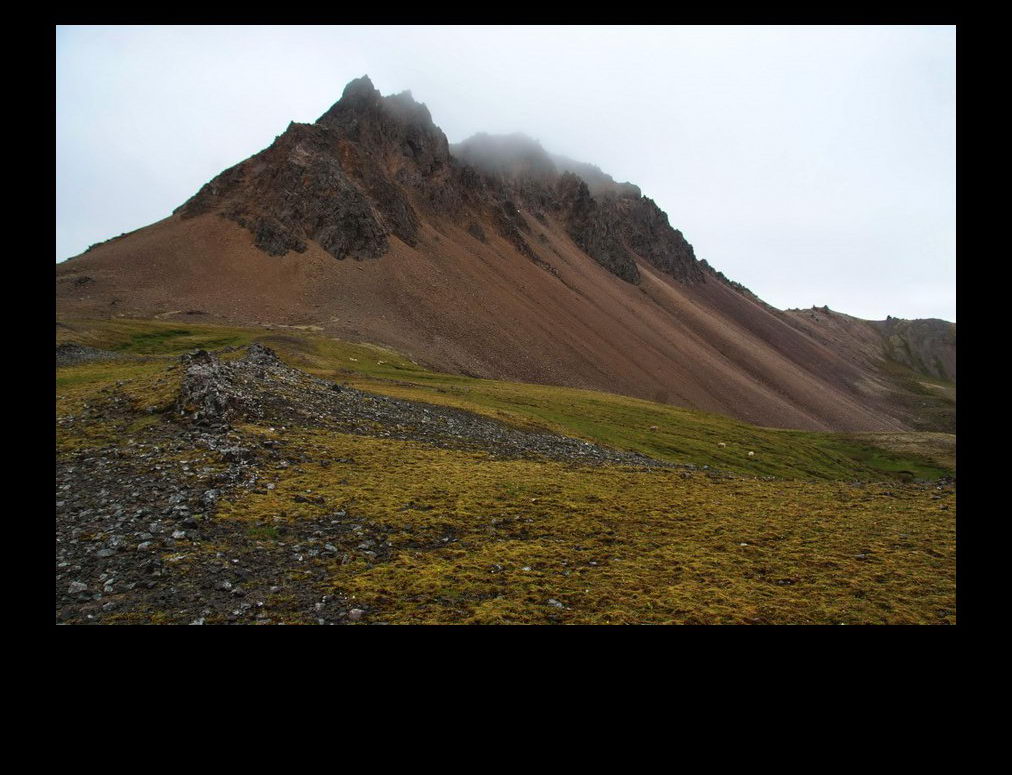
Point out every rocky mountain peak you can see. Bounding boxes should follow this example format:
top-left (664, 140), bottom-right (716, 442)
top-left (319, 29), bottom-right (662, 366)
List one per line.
top-left (173, 76), bottom-right (712, 289)
top-left (341, 74), bottom-right (381, 101)
top-left (316, 76), bottom-right (447, 160)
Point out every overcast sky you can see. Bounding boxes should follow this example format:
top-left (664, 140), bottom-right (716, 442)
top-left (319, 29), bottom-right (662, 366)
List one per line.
top-left (56, 25), bottom-right (956, 322)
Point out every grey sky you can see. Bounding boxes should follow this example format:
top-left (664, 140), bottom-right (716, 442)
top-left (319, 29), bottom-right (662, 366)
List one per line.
top-left (56, 25), bottom-right (956, 322)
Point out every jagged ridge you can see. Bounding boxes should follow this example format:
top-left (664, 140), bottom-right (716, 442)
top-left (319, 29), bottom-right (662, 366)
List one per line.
top-left (176, 75), bottom-right (707, 286)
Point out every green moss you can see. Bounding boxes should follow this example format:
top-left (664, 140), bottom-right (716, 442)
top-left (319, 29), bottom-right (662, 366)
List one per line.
top-left (210, 427), bottom-right (956, 625)
top-left (126, 414), bottom-right (162, 433)
top-left (246, 525), bottom-right (281, 540)
top-left (825, 439), bottom-right (949, 481)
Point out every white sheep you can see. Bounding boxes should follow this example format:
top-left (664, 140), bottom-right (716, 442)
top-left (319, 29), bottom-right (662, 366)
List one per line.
top-left (748, 451), bottom-right (755, 458)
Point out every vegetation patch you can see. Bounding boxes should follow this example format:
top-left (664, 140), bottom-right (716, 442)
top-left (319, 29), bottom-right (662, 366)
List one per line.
top-left (211, 427), bottom-right (956, 624)
top-left (57, 318), bottom-right (254, 355)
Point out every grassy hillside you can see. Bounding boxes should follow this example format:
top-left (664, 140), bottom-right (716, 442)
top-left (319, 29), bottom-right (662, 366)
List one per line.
top-left (56, 318), bottom-right (954, 481)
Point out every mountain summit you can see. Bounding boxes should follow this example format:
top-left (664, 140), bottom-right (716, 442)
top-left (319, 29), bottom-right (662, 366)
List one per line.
top-left (56, 77), bottom-right (954, 432)
top-left (173, 77), bottom-right (703, 286)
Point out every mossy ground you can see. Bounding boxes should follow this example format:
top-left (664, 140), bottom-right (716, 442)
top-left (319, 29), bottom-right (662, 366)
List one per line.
top-left (56, 359), bottom-right (181, 452)
top-left (207, 429), bottom-right (956, 624)
top-left (56, 318), bottom-right (956, 624)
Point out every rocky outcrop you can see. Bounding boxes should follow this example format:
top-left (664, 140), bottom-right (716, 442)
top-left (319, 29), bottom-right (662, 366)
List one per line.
top-left (177, 349), bottom-right (246, 424)
top-left (317, 77), bottom-right (451, 181)
top-left (175, 76), bottom-right (459, 260)
top-left (175, 121), bottom-right (394, 260)
top-left (555, 173), bottom-right (640, 284)
top-left (614, 196), bottom-right (706, 284)
top-left (175, 77), bottom-right (715, 289)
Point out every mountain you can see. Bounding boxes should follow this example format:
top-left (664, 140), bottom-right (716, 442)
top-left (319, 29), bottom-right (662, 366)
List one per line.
top-left (55, 75), bottom-right (954, 433)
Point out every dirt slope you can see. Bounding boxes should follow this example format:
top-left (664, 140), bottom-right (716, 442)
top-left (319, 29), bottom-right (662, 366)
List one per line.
top-left (56, 208), bottom-right (913, 431)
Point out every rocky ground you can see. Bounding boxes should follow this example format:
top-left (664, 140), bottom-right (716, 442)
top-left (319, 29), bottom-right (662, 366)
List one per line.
top-left (175, 343), bottom-right (673, 466)
top-left (56, 343), bottom-right (679, 624)
top-left (56, 342), bottom-right (135, 367)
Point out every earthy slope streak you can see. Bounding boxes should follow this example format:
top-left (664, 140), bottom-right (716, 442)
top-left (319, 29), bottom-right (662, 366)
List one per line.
top-left (782, 307), bottom-right (956, 384)
top-left (57, 76), bottom-right (922, 432)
